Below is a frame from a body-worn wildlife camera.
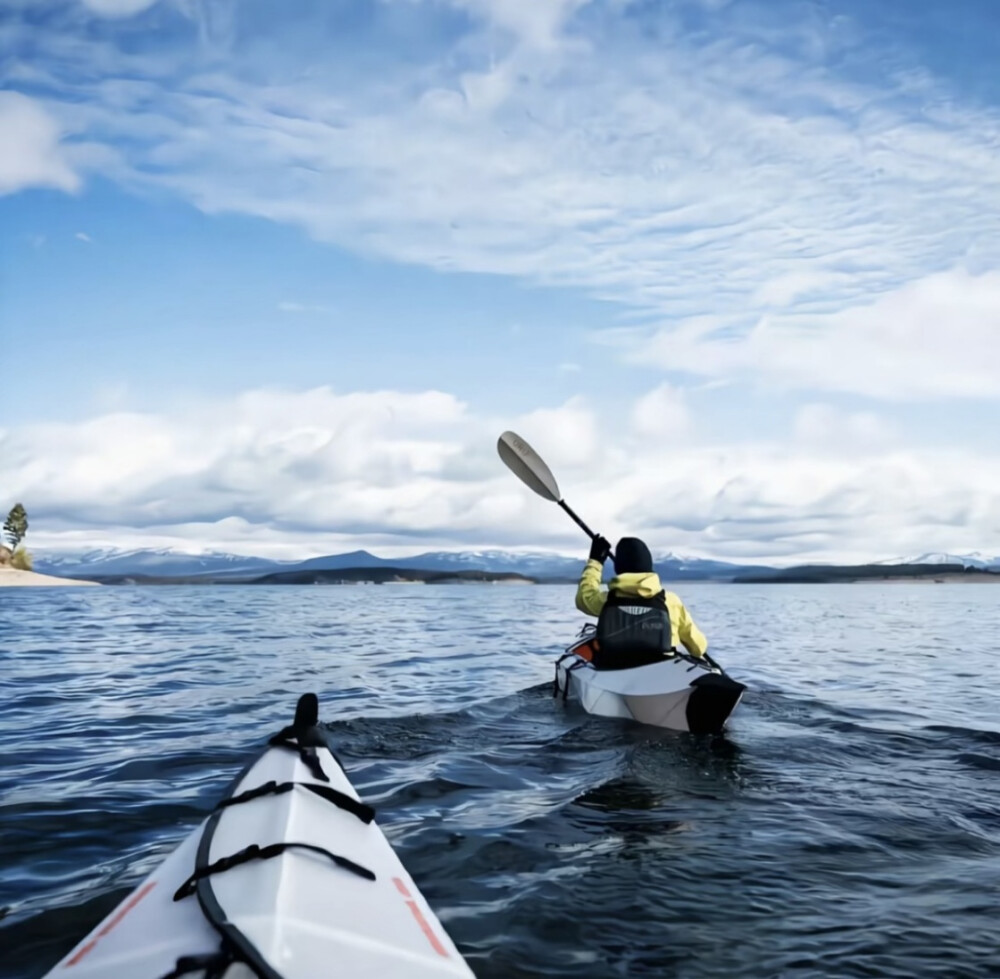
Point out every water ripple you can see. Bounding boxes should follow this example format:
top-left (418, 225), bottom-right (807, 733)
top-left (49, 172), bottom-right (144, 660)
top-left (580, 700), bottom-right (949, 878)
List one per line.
top-left (2, 583), bottom-right (1000, 977)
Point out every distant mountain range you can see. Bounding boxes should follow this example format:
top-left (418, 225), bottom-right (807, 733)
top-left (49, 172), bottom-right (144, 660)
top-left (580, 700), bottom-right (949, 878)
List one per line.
top-left (31, 547), bottom-right (1000, 584)
top-left (34, 548), bottom-right (288, 577)
top-left (34, 546), bottom-right (769, 582)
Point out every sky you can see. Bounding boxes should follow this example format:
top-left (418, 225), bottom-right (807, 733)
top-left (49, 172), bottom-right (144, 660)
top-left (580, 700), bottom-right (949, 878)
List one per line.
top-left (1, 0), bottom-right (999, 564)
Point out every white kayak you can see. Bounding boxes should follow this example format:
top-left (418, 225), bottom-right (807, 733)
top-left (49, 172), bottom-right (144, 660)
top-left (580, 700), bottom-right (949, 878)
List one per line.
top-left (554, 628), bottom-right (745, 734)
top-left (43, 694), bottom-right (474, 979)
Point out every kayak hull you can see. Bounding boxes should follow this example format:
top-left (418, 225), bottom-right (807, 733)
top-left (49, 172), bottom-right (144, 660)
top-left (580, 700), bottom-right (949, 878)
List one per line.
top-left (43, 697), bottom-right (473, 979)
top-left (555, 641), bottom-right (745, 734)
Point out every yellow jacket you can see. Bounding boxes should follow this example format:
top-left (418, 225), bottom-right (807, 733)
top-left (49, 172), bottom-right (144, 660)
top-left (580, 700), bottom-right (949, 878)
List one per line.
top-left (574, 559), bottom-right (708, 658)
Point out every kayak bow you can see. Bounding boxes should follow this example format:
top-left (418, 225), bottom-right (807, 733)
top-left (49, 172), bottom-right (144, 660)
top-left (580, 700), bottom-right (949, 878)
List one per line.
top-left (43, 694), bottom-right (474, 979)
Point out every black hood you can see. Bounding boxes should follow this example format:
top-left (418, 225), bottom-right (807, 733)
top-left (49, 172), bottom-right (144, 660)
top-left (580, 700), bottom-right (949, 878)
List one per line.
top-left (614, 537), bottom-right (653, 575)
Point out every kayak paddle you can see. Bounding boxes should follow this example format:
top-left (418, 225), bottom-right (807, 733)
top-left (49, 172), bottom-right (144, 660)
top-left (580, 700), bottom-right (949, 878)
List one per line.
top-left (497, 430), bottom-right (726, 673)
top-left (496, 430), bottom-right (609, 552)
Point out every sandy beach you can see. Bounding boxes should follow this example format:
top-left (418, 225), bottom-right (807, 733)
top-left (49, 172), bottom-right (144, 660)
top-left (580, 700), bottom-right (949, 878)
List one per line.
top-left (0, 567), bottom-right (99, 587)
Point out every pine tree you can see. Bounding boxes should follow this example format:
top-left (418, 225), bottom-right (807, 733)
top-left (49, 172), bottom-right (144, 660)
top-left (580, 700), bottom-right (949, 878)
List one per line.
top-left (1, 503), bottom-right (28, 565)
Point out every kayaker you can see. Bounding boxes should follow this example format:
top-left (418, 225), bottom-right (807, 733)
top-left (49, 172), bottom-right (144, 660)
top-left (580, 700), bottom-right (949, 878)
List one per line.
top-left (576, 535), bottom-right (708, 664)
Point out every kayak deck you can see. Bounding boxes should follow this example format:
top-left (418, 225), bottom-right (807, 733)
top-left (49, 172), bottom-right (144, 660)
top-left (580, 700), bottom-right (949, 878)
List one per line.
top-left (44, 695), bottom-right (474, 979)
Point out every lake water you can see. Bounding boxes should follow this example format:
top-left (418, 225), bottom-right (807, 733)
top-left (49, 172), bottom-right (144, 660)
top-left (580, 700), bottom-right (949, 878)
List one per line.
top-left (2, 583), bottom-right (999, 978)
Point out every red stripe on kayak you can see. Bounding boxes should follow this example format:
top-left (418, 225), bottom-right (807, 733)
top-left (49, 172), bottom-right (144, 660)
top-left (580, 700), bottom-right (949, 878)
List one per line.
top-left (392, 876), bottom-right (450, 958)
top-left (63, 938), bottom-right (98, 968)
top-left (64, 881), bottom-right (157, 967)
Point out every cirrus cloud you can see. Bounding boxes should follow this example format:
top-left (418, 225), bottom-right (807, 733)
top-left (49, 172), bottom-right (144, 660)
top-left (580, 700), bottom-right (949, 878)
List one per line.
top-left (80, 0), bottom-right (161, 17)
top-left (5, 0), bottom-right (999, 403)
top-left (622, 268), bottom-right (1000, 401)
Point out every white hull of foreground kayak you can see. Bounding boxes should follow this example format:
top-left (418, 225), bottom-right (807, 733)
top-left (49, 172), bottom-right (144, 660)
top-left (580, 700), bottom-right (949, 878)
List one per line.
top-left (555, 637), bottom-right (745, 734)
top-left (43, 695), bottom-right (474, 979)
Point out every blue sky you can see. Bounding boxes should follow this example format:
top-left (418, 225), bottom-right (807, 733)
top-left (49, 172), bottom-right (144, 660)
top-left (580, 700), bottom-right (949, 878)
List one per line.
top-left (1, 0), bottom-right (999, 563)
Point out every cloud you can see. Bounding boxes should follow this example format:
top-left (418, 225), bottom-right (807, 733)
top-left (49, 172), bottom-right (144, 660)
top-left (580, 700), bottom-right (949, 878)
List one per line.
top-left (0, 92), bottom-right (80, 196)
top-left (277, 301), bottom-right (334, 315)
top-left (5, 1), bottom-right (999, 405)
top-left (624, 268), bottom-right (1000, 400)
top-left (75, 231), bottom-right (93, 242)
top-left (441, 0), bottom-right (592, 49)
top-left (631, 383), bottom-right (692, 439)
top-left (80, 0), bottom-right (161, 17)
top-left (91, 381), bottom-right (131, 413)
top-left (512, 397), bottom-right (600, 471)
top-left (2, 387), bottom-right (478, 534)
top-left (793, 403), bottom-right (896, 450)
top-left (4, 385), bottom-right (1000, 564)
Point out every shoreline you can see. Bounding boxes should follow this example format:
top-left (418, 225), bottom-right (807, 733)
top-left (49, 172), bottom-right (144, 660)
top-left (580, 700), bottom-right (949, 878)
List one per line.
top-left (732, 571), bottom-right (1000, 584)
top-left (0, 567), bottom-right (100, 587)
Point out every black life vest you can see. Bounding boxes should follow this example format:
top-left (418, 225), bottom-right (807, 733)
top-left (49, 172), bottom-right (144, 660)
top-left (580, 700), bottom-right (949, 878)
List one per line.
top-left (593, 589), bottom-right (675, 671)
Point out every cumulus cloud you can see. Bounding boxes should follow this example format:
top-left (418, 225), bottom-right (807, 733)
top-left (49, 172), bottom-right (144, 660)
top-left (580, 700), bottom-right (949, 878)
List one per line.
top-left (3, 387), bottom-right (478, 534)
top-left (0, 92), bottom-right (79, 196)
top-left (4, 385), bottom-right (1000, 564)
top-left (631, 383), bottom-right (692, 439)
top-left (510, 397), bottom-right (600, 470)
top-left (793, 403), bottom-right (896, 450)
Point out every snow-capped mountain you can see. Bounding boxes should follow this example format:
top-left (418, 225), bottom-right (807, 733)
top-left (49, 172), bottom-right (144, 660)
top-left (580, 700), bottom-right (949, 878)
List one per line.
top-left (34, 547), bottom-right (123, 571)
top-left (653, 551), bottom-right (758, 575)
top-left (33, 546), bottom-right (769, 580)
top-left (33, 548), bottom-right (290, 577)
top-left (32, 547), bottom-right (582, 579)
top-left (402, 550), bottom-right (585, 577)
top-left (292, 549), bottom-right (585, 578)
top-left (877, 552), bottom-right (1000, 569)
top-left (31, 545), bottom-right (1000, 582)
top-left (294, 548), bottom-right (762, 579)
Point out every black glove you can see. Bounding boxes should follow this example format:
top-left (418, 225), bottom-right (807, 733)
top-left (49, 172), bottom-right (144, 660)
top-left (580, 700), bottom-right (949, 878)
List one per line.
top-left (589, 535), bottom-right (612, 564)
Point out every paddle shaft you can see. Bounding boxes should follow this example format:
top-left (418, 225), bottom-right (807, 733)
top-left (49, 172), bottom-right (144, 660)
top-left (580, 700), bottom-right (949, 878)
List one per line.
top-left (558, 499), bottom-right (597, 541)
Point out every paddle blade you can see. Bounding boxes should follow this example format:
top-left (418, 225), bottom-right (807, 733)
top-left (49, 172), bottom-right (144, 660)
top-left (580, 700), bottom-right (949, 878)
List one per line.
top-left (497, 431), bottom-right (561, 502)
